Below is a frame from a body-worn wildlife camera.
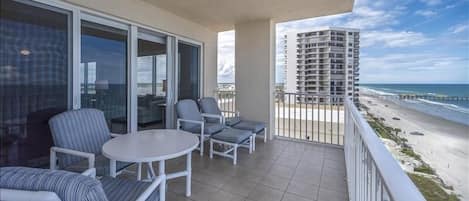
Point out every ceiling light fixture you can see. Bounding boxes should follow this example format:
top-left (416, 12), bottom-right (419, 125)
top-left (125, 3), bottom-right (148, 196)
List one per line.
top-left (20, 49), bottom-right (31, 56)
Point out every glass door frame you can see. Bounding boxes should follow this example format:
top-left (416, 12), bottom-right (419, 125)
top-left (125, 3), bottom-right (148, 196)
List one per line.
top-left (133, 28), bottom-right (172, 131)
top-left (31, 0), bottom-right (205, 133)
top-left (79, 13), bottom-right (132, 133)
top-left (169, 38), bottom-right (204, 128)
top-left (174, 38), bottom-right (204, 99)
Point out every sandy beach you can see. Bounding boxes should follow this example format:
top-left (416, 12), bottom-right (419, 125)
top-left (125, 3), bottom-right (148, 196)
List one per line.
top-left (360, 93), bottom-right (469, 200)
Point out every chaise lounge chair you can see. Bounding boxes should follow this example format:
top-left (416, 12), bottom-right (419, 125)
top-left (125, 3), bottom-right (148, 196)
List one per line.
top-left (0, 166), bottom-right (164, 201)
top-left (198, 97), bottom-right (268, 145)
top-left (176, 99), bottom-right (253, 164)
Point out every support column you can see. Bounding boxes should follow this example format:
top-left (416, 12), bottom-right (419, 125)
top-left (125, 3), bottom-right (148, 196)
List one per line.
top-left (235, 20), bottom-right (275, 140)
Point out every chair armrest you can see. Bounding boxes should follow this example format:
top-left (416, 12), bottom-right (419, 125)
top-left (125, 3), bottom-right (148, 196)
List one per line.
top-left (176, 118), bottom-right (205, 136)
top-left (50, 147), bottom-right (95, 170)
top-left (81, 168), bottom-right (97, 178)
top-left (201, 113), bottom-right (224, 124)
top-left (135, 175), bottom-right (164, 201)
top-left (221, 110), bottom-right (240, 117)
top-left (110, 133), bottom-right (124, 138)
top-left (176, 118), bottom-right (204, 127)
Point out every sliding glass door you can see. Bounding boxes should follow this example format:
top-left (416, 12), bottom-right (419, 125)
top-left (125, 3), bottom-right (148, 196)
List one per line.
top-left (137, 31), bottom-right (167, 130)
top-left (178, 42), bottom-right (201, 100)
top-left (0, 0), bottom-right (203, 167)
top-left (0, 0), bottom-right (71, 167)
top-left (80, 20), bottom-right (128, 133)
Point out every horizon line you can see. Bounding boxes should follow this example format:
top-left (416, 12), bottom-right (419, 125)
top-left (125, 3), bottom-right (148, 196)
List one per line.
top-left (218, 82), bottom-right (469, 84)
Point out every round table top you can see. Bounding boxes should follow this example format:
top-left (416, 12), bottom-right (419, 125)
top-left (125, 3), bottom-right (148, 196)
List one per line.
top-left (102, 129), bottom-right (199, 163)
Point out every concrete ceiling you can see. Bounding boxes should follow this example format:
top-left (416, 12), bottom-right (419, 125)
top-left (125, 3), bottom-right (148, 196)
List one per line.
top-left (144, 0), bottom-right (355, 31)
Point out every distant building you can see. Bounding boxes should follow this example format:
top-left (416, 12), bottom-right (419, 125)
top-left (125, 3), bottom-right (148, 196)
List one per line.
top-left (284, 27), bottom-right (360, 103)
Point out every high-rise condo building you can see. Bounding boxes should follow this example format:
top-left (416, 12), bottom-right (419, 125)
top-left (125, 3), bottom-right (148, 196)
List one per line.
top-left (284, 27), bottom-right (360, 103)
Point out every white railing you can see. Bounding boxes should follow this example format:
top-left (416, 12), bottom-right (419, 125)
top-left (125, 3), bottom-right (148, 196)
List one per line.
top-left (344, 98), bottom-right (425, 201)
top-left (214, 90), bottom-right (237, 118)
top-left (275, 92), bottom-right (345, 145)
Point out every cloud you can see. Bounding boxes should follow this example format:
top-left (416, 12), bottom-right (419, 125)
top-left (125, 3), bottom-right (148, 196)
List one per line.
top-left (361, 53), bottom-right (466, 71)
top-left (360, 53), bottom-right (468, 83)
top-left (343, 5), bottom-right (402, 29)
top-left (449, 23), bottom-right (469, 34)
top-left (217, 31), bottom-right (235, 83)
top-left (415, 10), bottom-right (437, 17)
top-left (361, 30), bottom-right (430, 47)
top-left (445, 4), bottom-right (456, 9)
top-left (418, 0), bottom-right (442, 6)
top-left (276, 1), bottom-right (403, 34)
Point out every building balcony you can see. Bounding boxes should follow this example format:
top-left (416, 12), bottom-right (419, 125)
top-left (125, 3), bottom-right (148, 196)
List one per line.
top-left (1, 0), bottom-right (425, 201)
top-left (213, 92), bottom-right (425, 201)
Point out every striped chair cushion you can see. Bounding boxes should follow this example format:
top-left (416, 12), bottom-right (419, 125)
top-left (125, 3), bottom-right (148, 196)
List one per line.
top-left (185, 122), bottom-right (224, 135)
top-left (211, 128), bottom-right (252, 144)
top-left (64, 154), bottom-right (132, 177)
top-left (0, 167), bottom-right (108, 201)
top-left (176, 99), bottom-right (204, 131)
top-left (100, 177), bottom-right (159, 201)
top-left (198, 97), bottom-right (222, 123)
top-left (232, 120), bottom-right (266, 134)
top-left (49, 108), bottom-right (111, 168)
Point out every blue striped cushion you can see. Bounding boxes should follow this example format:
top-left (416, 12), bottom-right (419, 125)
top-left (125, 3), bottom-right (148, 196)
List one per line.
top-left (49, 108), bottom-right (111, 168)
top-left (176, 99), bottom-right (204, 130)
top-left (211, 128), bottom-right (252, 144)
top-left (225, 116), bottom-right (241, 126)
top-left (198, 97), bottom-right (223, 123)
top-left (185, 122), bottom-right (224, 135)
top-left (0, 167), bottom-right (108, 201)
top-left (64, 154), bottom-right (132, 177)
top-left (232, 120), bottom-right (265, 133)
top-left (101, 177), bottom-right (159, 201)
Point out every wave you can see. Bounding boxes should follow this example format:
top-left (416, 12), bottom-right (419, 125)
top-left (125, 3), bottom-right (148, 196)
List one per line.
top-left (359, 87), bottom-right (397, 96)
top-left (418, 98), bottom-right (469, 114)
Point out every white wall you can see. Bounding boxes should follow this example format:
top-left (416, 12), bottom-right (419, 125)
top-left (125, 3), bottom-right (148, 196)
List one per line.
top-left (65, 0), bottom-right (218, 96)
top-left (235, 20), bottom-right (275, 139)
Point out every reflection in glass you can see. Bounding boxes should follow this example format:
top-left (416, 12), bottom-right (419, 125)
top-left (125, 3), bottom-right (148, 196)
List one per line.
top-left (0, 0), bottom-right (70, 167)
top-left (80, 20), bottom-right (128, 133)
top-left (137, 38), bottom-right (167, 130)
top-left (178, 42), bottom-right (200, 100)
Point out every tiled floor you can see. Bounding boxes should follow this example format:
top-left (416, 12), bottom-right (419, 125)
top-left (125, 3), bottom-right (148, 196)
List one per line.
top-left (136, 139), bottom-right (348, 201)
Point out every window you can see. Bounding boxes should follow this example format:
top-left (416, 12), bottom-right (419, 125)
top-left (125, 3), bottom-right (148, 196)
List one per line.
top-left (137, 33), bottom-right (167, 130)
top-left (178, 42), bottom-right (200, 100)
top-left (0, 0), bottom-right (71, 167)
top-left (80, 20), bottom-right (128, 133)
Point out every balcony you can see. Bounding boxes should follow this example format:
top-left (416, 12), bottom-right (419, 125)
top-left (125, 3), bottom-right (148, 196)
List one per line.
top-left (1, 0), bottom-right (426, 201)
top-left (214, 91), bottom-right (425, 201)
top-left (160, 137), bottom-right (347, 201)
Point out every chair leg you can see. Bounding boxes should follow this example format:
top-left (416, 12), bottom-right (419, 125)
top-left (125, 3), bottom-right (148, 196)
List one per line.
top-left (253, 134), bottom-right (256, 151)
top-left (264, 127), bottom-right (268, 143)
top-left (159, 161), bottom-right (166, 201)
top-left (137, 162), bottom-right (142, 181)
top-left (249, 136), bottom-right (253, 154)
top-left (186, 152), bottom-right (192, 197)
top-left (200, 134), bottom-right (204, 156)
top-left (233, 144), bottom-right (238, 165)
top-left (147, 162), bottom-right (156, 180)
top-left (209, 139), bottom-right (214, 159)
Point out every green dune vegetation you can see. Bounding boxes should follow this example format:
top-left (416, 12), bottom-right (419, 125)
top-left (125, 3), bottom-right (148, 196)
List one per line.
top-left (360, 104), bottom-right (459, 201)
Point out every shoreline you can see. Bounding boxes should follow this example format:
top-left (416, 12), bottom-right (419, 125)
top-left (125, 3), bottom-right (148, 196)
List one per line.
top-left (360, 92), bottom-right (469, 200)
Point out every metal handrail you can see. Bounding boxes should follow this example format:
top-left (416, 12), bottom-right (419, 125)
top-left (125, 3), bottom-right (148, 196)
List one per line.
top-left (344, 98), bottom-right (425, 201)
top-left (274, 91), bottom-right (345, 145)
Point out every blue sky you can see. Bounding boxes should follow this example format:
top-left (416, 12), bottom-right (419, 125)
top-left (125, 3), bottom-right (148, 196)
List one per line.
top-left (218, 0), bottom-right (469, 84)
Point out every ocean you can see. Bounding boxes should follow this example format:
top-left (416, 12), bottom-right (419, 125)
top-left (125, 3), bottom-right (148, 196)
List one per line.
top-left (359, 84), bottom-right (469, 126)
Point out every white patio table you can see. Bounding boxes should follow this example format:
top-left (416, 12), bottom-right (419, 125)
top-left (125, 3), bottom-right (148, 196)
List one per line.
top-left (102, 129), bottom-right (199, 200)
